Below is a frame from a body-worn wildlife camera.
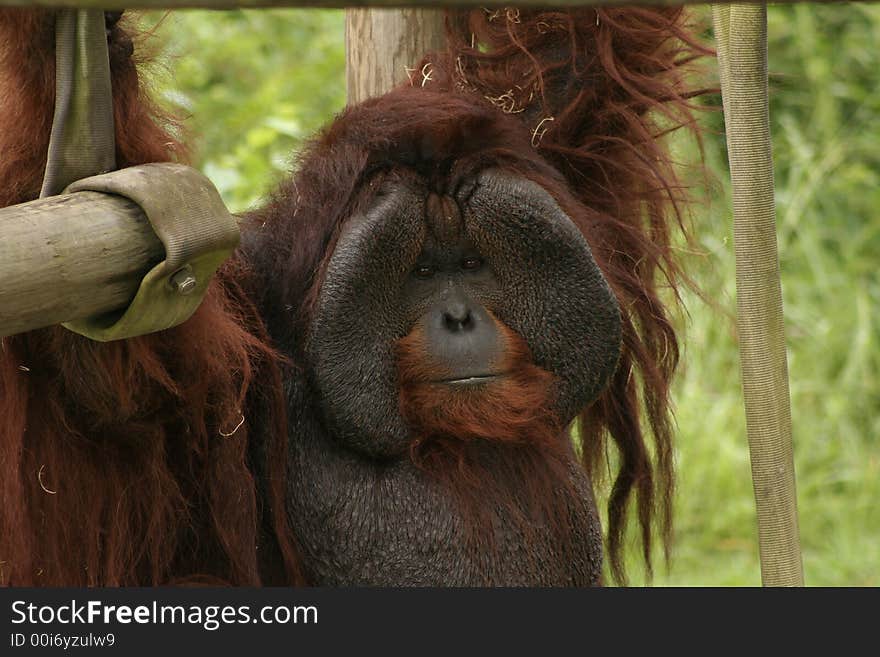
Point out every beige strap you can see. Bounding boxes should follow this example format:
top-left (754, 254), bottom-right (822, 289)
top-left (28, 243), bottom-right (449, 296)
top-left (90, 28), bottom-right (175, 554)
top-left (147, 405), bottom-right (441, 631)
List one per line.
top-left (713, 3), bottom-right (804, 586)
top-left (40, 9), bottom-right (115, 198)
top-left (63, 164), bottom-right (239, 341)
top-left (37, 12), bottom-right (238, 342)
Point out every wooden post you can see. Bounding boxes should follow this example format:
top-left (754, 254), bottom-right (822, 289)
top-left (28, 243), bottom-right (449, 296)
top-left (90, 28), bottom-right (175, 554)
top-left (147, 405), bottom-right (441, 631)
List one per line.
top-left (0, 192), bottom-right (163, 338)
top-left (345, 8), bottom-right (446, 104)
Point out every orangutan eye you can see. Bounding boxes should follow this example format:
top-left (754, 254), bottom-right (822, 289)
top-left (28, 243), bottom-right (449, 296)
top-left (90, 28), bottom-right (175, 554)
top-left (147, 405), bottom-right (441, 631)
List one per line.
top-left (461, 257), bottom-right (483, 271)
top-left (414, 265), bottom-right (434, 279)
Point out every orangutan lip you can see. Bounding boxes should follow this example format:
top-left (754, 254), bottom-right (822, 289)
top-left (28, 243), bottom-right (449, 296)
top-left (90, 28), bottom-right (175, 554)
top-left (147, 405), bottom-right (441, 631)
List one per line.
top-left (436, 374), bottom-right (502, 385)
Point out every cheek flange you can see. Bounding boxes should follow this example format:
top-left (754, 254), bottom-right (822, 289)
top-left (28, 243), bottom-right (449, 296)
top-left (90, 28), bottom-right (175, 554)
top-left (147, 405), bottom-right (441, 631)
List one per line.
top-left (307, 171), bottom-right (622, 458)
top-left (462, 170), bottom-right (622, 424)
top-left (306, 186), bottom-right (426, 457)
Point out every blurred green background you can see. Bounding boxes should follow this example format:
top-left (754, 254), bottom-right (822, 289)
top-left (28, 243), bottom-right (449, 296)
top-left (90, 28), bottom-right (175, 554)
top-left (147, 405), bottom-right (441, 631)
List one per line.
top-left (141, 4), bottom-right (879, 586)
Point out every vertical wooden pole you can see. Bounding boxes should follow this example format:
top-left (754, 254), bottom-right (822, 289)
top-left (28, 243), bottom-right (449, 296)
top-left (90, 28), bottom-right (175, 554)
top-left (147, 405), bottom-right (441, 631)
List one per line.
top-left (345, 9), bottom-right (446, 105)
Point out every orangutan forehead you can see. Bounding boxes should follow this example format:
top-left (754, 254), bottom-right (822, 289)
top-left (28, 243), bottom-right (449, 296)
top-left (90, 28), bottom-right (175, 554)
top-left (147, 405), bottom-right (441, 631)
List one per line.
top-left (424, 192), bottom-right (464, 244)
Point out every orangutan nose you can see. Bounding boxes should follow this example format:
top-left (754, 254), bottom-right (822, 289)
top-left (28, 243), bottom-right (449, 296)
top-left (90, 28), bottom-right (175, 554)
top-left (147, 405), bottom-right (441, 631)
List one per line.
top-left (442, 300), bottom-right (474, 333)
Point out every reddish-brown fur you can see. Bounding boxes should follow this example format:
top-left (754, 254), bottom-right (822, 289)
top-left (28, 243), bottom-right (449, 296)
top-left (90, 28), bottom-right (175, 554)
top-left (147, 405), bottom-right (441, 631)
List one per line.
top-left (250, 7), bottom-right (708, 583)
top-left (396, 318), bottom-right (576, 542)
top-left (397, 316), bottom-right (560, 451)
top-left (0, 10), bottom-right (299, 586)
top-left (1, 6), bottom-right (706, 586)
top-left (432, 7), bottom-right (709, 582)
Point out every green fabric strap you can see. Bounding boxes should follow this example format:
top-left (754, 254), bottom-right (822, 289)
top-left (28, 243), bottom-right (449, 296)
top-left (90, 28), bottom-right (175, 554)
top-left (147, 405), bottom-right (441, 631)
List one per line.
top-left (712, 3), bottom-right (804, 587)
top-left (40, 9), bottom-right (115, 197)
top-left (62, 164), bottom-right (240, 342)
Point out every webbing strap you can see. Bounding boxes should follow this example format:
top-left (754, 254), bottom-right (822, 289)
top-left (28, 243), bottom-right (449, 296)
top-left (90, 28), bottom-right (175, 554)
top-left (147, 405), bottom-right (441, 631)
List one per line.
top-left (62, 164), bottom-right (240, 342)
top-left (40, 9), bottom-right (115, 197)
top-left (712, 3), bottom-right (804, 586)
top-left (39, 12), bottom-right (240, 341)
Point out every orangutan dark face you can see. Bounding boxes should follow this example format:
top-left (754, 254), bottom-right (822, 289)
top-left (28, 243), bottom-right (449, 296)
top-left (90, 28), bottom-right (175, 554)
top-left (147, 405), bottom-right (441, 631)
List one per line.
top-left (279, 169), bottom-right (621, 585)
top-left (307, 170), bottom-right (621, 453)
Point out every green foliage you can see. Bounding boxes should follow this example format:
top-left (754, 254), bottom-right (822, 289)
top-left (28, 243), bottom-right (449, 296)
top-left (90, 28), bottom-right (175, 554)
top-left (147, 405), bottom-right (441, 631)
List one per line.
top-left (764, 4), bottom-right (880, 587)
top-left (149, 5), bottom-right (879, 586)
top-left (142, 9), bottom-right (346, 211)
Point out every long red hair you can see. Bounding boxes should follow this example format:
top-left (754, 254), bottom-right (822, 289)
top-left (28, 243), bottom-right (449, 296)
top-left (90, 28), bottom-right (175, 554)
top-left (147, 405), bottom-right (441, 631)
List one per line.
top-left (422, 7), bottom-right (709, 581)
top-left (0, 9), bottom-right (299, 586)
top-left (397, 318), bottom-right (579, 551)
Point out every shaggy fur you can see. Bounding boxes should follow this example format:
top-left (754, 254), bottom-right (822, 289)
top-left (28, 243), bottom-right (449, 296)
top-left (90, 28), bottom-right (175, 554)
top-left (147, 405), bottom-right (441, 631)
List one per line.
top-left (398, 318), bottom-right (577, 541)
top-left (247, 7), bottom-right (707, 583)
top-left (0, 9), bottom-right (299, 586)
top-left (435, 6), bottom-right (709, 581)
top-left (0, 6), bottom-right (706, 586)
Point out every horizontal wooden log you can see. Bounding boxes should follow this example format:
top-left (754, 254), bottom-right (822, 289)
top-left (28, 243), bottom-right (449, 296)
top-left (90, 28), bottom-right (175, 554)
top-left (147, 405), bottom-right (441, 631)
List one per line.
top-left (0, 192), bottom-right (164, 338)
top-left (0, 0), bottom-right (839, 10)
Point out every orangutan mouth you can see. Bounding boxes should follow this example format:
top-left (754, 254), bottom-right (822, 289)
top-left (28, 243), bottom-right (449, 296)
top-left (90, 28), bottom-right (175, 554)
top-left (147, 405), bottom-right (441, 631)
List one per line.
top-left (436, 374), bottom-right (502, 385)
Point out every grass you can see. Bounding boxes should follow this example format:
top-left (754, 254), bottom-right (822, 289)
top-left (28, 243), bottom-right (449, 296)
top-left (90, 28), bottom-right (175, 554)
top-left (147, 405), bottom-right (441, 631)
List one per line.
top-left (615, 4), bottom-right (880, 586)
top-left (148, 5), bottom-right (880, 586)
